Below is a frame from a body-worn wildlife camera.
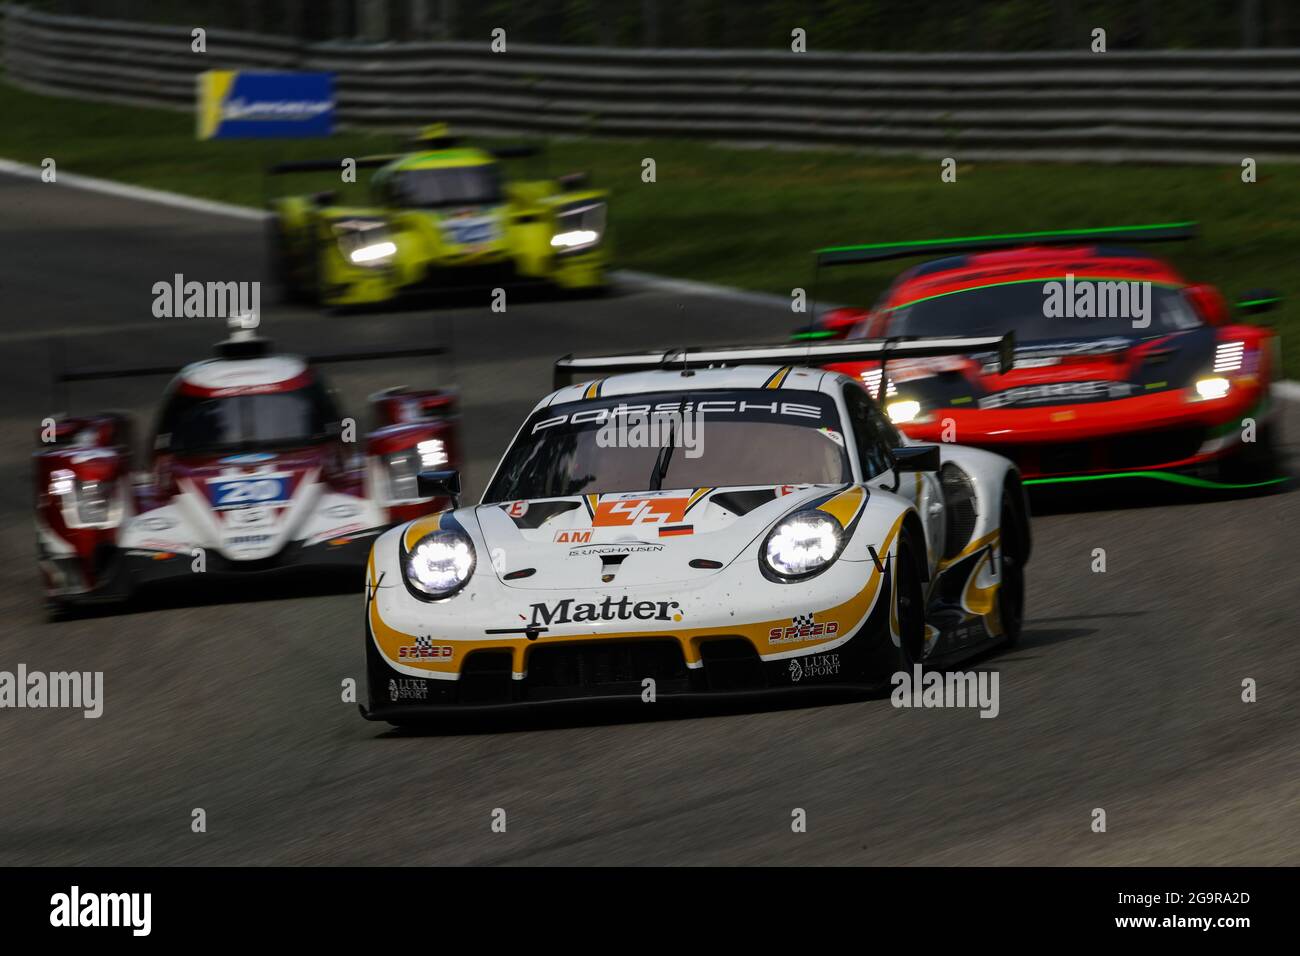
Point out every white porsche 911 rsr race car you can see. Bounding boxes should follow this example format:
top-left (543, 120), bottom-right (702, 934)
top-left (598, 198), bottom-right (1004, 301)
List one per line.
top-left (362, 336), bottom-right (1031, 722)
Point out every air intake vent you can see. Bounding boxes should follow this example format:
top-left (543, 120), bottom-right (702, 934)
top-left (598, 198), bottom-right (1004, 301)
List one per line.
top-left (940, 464), bottom-right (978, 560)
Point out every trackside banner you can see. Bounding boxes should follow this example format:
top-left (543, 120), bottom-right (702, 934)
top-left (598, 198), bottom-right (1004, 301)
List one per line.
top-left (196, 71), bottom-right (334, 139)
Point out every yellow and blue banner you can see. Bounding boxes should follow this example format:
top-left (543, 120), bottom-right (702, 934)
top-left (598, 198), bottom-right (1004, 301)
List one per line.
top-left (197, 71), bottom-right (334, 140)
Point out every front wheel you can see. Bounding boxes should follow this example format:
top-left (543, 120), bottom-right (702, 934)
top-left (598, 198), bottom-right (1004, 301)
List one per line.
top-left (997, 486), bottom-right (1027, 647)
top-left (858, 527), bottom-right (927, 687)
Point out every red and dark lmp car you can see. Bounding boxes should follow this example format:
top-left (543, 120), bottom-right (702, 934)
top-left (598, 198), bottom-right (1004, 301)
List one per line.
top-left (34, 319), bottom-right (462, 613)
top-left (798, 222), bottom-right (1285, 489)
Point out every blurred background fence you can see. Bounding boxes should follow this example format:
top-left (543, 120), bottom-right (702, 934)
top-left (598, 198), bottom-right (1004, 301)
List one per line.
top-left (5, 2), bottom-right (1300, 162)
top-left (16, 0), bottom-right (1300, 50)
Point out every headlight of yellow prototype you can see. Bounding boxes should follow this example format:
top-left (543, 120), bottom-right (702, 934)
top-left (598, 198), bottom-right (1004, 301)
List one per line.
top-left (550, 201), bottom-right (606, 254)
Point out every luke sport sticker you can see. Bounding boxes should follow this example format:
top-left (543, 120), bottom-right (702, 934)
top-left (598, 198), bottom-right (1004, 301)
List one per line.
top-left (389, 678), bottom-right (429, 701)
top-left (788, 653), bottom-right (841, 683)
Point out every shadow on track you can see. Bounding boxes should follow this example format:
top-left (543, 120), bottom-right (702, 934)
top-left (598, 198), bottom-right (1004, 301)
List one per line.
top-left (46, 569), bottom-right (362, 622)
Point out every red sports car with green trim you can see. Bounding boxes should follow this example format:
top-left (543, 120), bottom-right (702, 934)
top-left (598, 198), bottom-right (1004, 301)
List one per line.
top-left (798, 223), bottom-right (1285, 490)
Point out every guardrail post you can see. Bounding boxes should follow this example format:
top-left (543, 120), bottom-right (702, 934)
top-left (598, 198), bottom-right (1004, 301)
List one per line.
top-left (359, 0), bottom-right (389, 42)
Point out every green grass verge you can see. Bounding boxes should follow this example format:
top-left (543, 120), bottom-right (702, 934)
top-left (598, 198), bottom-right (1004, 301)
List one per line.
top-left (2, 78), bottom-right (1295, 376)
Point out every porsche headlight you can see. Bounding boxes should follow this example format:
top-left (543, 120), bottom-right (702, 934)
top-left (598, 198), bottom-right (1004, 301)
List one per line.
top-left (886, 399), bottom-right (922, 424)
top-left (550, 201), bottom-right (606, 254)
top-left (333, 219), bottom-right (395, 267)
top-left (404, 529), bottom-right (475, 598)
top-left (762, 511), bottom-right (844, 580)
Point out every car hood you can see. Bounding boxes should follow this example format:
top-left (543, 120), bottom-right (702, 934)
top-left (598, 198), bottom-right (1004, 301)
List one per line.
top-left (472, 484), bottom-right (834, 589)
top-left (831, 327), bottom-right (1219, 410)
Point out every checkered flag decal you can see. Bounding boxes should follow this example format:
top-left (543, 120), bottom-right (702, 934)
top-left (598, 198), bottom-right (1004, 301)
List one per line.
top-left (414, 635), bottom-right (434, 651)
top-left (793, 613), bottom-right (816, 629)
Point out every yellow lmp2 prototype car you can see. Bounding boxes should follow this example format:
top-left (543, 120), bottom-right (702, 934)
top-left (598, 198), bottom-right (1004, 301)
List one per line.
top-left (266, 127), bottom-right (609, 307)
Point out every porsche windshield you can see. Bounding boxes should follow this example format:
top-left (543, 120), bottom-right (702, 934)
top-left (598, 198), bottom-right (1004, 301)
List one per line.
top-left (883, 279), bottom-right (1201, 342)
top-left (390, 166), bottom-right (502, 208)
top-left (156, 385), bottom-right (339, 455)
top-left (485, 389), bottom-right (852, 502)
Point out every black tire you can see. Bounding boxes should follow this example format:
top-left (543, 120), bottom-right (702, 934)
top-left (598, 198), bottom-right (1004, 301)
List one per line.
top-left (998, 486), bottom-right (1027, 648)
top-left (860, 528), bottom-right (927, 686)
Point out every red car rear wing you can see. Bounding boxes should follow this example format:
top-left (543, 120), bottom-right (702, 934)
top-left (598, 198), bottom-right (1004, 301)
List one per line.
top-left (815, 221), bottom-right (1198, 269)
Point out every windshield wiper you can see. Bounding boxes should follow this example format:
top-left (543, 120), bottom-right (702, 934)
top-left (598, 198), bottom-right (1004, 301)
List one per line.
top-left (648, 419), bottom-right (677, 491)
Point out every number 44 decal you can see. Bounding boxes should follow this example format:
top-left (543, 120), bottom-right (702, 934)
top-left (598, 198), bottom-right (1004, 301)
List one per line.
top-left (593, 497), bottom-right (689, 526)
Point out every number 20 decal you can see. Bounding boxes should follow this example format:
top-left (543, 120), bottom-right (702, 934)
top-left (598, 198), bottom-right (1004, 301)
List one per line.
top-left (212, 478), bottom-right (285, 508)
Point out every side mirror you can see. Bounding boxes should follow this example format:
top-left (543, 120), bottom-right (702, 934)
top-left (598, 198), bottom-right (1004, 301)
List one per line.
top-left (417, 469), bottom-right (461, 501)
top-left (892, 444), bottom-right (940, 473)
top-left (1235, 288), bottom-right (1283, 316)
top-left (1184, 284), bottom-right (1230, 326)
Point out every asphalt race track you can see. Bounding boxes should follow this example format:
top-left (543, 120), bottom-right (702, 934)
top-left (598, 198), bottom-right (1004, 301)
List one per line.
top-left (1, 171), bottom-right (1296, 866)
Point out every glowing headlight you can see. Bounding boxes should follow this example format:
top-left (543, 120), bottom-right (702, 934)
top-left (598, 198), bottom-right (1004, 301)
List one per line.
top-left (384, 449), bottom-right (419, 501)
top-left (386, 441), bottom-right (450, 502)
top-left (76, 479), bottom-right (113, 524)
top-left (416, 438), bottom-right (448, 469)
top-left (349, 240), bottom-right (397, 264)
top-left (550, 201), bottom-right (605, 254)
top-left (405, 529), bottom-right (475, 597)
top-left (762, 511), bottom-right (843, 580)
top-left (1194, 376), bottom-right (1231, 401)
top-left (886, 399), bottom-right (922, 424)
top-left (333, 220), bottom-right (394, 267)
top-left (49, 469), bottom-right (118, 527)
top-left (550, 229), bottom-right (600, 249)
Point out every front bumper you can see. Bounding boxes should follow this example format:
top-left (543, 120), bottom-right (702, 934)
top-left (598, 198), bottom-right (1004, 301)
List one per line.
top-left (362, 601), bottom-right (889, 720)
top-left (902, 380), bottom-right (1270, 478)
top-left (321, 247), bottom-right (607, 306)
top-left (362, 558), bottom-right (895, 719)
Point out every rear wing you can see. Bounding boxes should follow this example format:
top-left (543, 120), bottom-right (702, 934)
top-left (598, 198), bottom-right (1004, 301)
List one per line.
top-left (815, 221), bottom-right (1198, 269)
top-left (553, 333), bottom-right (1015, 391)
top-left (49, 335), bottom-right (448, 412)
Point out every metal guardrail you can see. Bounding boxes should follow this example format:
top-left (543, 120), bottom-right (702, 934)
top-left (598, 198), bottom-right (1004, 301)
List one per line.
top-left (5, 3), bottom-right (1300, 163)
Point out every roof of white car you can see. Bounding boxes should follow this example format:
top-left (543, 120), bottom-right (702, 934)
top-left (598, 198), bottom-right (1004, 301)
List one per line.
top-left (541, 364), bottom-right (840, 409)
top-left (177, 355), bottom-right (310, 395)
